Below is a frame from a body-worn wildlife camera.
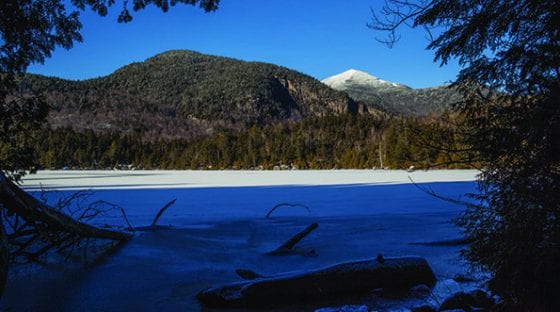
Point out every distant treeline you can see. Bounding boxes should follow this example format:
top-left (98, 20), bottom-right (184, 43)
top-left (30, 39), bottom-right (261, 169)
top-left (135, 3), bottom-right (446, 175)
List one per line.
top-left (32, 114), bottom-right (470, 170)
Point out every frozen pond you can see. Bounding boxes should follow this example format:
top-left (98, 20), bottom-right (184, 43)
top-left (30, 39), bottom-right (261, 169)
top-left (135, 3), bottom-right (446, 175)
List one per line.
top-left (2, 170), bottom-right (481, 311)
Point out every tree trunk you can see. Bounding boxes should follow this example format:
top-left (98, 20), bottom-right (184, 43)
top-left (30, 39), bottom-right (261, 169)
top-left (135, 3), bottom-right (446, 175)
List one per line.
top-left (0, 215), bottom-right (8, 298)
top-left (197, 256), bottom-right (436, 308)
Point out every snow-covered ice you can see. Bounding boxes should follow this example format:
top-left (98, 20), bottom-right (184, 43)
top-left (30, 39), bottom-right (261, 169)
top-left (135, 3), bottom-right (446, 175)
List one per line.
top-left (21, 169), bottom-right (478, 190)
top-left (2, 170), bottom-right (482, 311)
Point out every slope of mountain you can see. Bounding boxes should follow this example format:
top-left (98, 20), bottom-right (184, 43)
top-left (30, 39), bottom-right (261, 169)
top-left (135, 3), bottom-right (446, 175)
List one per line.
top-left (322, 69), bottom-right (462, 116)
top-left (24, 50), bottom-right (362, 139)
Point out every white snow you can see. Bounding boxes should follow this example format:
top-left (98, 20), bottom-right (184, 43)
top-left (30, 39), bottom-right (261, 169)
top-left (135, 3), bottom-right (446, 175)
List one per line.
top-left (21, 169), bottom-right (478, 191)
top-left (322, 69), bottom-right (409, 90)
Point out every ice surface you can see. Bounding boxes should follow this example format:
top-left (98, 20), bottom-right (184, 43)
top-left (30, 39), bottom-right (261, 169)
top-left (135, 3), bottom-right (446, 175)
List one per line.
top-left (21, 169), bottom-right (478, 191)
top-left (2, 170), bottom-right (482, 311)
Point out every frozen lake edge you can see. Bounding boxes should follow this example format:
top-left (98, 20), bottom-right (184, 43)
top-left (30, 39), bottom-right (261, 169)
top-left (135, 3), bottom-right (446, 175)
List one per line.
top-left (2, 170), bottom-right (482, 311)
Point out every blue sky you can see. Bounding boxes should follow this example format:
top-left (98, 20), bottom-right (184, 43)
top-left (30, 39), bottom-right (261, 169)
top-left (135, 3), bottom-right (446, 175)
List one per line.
top-left (28, 0), bottom-right (461, 88)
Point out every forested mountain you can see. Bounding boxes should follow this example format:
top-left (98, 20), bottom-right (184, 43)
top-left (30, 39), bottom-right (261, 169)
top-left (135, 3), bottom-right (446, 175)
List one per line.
top-left (16, 51), bottom-right (467, 171)
top-left (322, 69), bottom-right (462, 116)
top-left (24, 50), bottom-right (368, 139)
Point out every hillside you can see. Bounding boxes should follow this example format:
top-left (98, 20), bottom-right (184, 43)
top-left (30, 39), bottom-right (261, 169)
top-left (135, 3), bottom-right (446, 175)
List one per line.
top-left (24, 50), bottom-right (363, 139)
top-left (322, 69), bottom-right (462, 116)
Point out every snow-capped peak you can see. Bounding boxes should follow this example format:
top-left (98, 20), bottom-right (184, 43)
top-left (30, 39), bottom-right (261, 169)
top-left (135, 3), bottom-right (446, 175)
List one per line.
top-left (322, 69), bottom-right (408, 90)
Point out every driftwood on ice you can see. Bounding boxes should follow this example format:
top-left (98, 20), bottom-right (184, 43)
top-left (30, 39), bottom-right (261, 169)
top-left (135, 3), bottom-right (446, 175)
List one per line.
top-left (267, 222), bottom-right (318, 255)
top-left (197, 256), bottom-right (436, 308)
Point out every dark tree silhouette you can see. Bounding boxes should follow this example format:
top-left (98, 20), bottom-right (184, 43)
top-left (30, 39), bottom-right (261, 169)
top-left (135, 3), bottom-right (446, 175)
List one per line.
top-left (0, 220), bottom-right (6, 296)
top-left (0, 0), bottom-right (219, 298)
top-left (371, 0), bottom-right (560, 309)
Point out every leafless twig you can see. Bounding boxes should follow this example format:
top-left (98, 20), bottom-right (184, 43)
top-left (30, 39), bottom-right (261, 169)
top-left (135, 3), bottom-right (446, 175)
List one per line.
top-left (265, 203), bottom-right (310, 219)
top-left (152, 199), bottom-right (177, 227)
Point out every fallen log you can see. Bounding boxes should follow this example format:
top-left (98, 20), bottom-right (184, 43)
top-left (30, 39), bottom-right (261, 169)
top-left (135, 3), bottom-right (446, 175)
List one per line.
top-left (267, 223), bottom-right (318, 255)
top-left (0, 172), bottom-right (133, 298)
top-left (197, 256), bottom-right (436, 308)
top-left (0, 172), bottom-right (132, 241)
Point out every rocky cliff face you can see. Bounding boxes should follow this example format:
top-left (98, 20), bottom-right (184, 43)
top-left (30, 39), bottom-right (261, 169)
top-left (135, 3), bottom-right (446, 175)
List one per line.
top-left (277, 76), bottom-right (358, 116)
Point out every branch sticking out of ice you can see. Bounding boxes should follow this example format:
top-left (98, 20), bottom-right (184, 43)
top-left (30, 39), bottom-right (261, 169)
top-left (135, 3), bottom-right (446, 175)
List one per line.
top-left (267, 223), bottom-right (318, 256)
top-left (151, 198), bottom-right (177, 227)
top-left (265, 203), bottom-right (310, 218)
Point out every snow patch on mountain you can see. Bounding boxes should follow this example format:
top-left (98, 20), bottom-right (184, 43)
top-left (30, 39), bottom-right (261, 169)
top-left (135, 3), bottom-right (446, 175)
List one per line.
top-left (322, 69), bottom-right (409, 90)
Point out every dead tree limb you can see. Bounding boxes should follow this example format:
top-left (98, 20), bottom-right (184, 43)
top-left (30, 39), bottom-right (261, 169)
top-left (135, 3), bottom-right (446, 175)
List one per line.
top-left (129, 199), bottom-right (178, 232)
top-left (265, 203), bottom-right (310, 218)
top-left (0, 173), bottom-right (132, 241)
top-left (0, 171), bottom-right (132, 271)
top-left (151, 199), bottom-right (176, 227)
top-left (120, 207), bottom-right (133, 231)
top-left (408, 176), bottom-right (479, 209)
top-left (198, 257), bottom-right (437, 308)
top-left (267, 223), bottom-right (318, 255)
top-left (0, 171), bottom-right (134, 297)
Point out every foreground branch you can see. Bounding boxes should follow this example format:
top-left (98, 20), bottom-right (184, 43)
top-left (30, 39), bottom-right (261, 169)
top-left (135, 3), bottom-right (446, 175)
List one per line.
top-left (0, 173), bottom-right (132, 241)
top-left (0, 171), bottom-right (133, 298)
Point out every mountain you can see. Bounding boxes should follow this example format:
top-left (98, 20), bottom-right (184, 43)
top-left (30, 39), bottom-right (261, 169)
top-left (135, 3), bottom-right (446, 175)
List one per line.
top-left (322, 69), bottom-right (462, 116)
top-left (322, 69), bottom-right (409, 91)
top-left (24, 50), bottom-right (364, 139)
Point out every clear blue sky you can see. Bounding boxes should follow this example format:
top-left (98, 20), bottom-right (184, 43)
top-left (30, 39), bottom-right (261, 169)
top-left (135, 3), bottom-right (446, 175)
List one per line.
top-left (28, 0), bottom-right (461, 88)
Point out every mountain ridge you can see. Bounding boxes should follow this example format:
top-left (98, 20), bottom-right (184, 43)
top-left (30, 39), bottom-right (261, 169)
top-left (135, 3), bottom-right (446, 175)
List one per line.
top-left (24, 50), bottom-right (370, 139)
